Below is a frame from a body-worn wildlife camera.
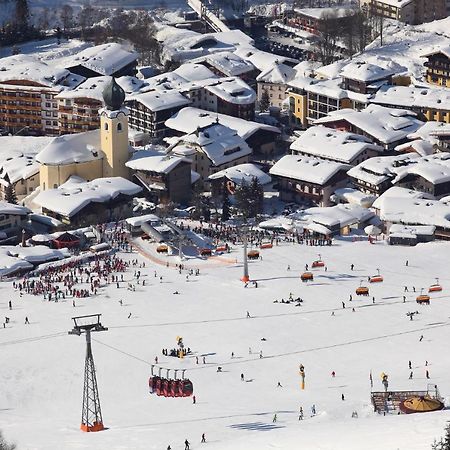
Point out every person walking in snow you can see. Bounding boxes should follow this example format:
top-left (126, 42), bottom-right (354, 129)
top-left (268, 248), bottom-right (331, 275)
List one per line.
top-left (299, 406), bottom-right (303, 420)
top-left (311, 404), bottom-right (316, 415)
top-left (426, 370), bottom-right (430, 379)
top-left (341, 394), bottom-right (345, 401)
top-left (241, 373), bottom-right (244, 381)
top-left (193, 396), bottom-right (196, 404)
top-left (201, 433), bottom-right (206, 443)
top-left (272, 414), bottom-right (277, 423)
top-left (350, 264), bottom-right (354, 271)
top-left (185, 439), bottom-right (190, 450)
top-left (342, 302), bottom-right (346, 309)
top-left (409, 371), bottom-right (413, 379)
top-left (25, 316), bottom-right (29, 324)
top-left (408, 360), bottom-right (412, 369)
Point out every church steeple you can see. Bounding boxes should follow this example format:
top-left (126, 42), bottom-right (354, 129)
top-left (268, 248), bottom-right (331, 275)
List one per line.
top-left (100, 77), bottom-right (130, 179)
top-left (102, 77), bottom-right (125, 111)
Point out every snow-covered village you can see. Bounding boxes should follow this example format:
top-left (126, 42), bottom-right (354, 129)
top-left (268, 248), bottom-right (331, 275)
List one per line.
top-left (0, 0), bottom-right (450, 449)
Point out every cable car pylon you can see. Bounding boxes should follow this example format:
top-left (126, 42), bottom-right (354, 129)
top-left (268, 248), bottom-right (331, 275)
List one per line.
top-left (69, 314), bottom-right (108, 432)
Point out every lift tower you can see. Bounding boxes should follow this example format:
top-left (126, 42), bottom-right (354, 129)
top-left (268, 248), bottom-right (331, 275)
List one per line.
top-left (69, 314), bottom-right (108, 432)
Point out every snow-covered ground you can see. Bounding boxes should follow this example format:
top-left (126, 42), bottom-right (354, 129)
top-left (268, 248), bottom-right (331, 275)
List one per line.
top-left (1, 234), bottom-right (450, 449)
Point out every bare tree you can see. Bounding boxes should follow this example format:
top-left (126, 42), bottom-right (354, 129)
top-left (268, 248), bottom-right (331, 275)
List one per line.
top-left (314, 12), bottom-right (341, 66)
top-left (60, 4), bottom-right (73, 31)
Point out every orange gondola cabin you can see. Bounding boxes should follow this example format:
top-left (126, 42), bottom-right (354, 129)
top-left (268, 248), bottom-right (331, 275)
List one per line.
top-left (301, 272), bottom-right (314, 282)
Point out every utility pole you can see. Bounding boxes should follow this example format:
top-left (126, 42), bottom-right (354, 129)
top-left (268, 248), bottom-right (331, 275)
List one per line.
top-left (69, 314), bottom-right (108, 432)
top-left (241, 224), bottom-right (249, 283)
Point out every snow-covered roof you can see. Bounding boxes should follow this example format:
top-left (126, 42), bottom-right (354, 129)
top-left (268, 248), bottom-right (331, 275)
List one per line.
top-left (395, 139), bottom-right (433, 157)
top-left (0, 201), bottom-right (30, 216)
top-left (408, 121), bottom-right (448, 143)
top-left (371, 85), bottom-right (450, 111)
top-left (332, 187), bottom-right (376, 207)
top-left (126, 148), bottom-right (188, 173)
top-left (204, 77), bottom-right (256, 105)
top-left (290, 126), bottom-right (382, 164)
top-left (0, 136), bottom-right (53, 185)
top-left (422, 45), bottom-right (450, 59)
top-left (234, 46), bottom-right (298, 72)
top-left (0, 54), bottom-right (84, 89)
top-left (142, 72), bottom-right (189, 91)
top-left (256, 62), bottom-right (297, 84)
top-left (126, 213), bottom-right (160, 227)
top-left (165, 107), bottom-right (280, 141)
top-left (306, 78), bottom-right (369, 103)
top-left (208, 163), bottom-right (271, 185)
top-left (269, 155), bottom-right (349, 185)
top-left (129, 90), bottom-right (191, 112)
top-left (57, 75), bottom-right (143, 101)
top-left (372, 0), bottom-right (413, 6)
top-left (64, 43), bottom-right (138, 76)
top-left (173, 63), bottom-right (218, 82)
top-left (36, 130), bottom-right (102, 166)
top-left (380, 196), bottom-right (450, 229)
top-left (10, 246), bottom-right (70, 264)
top-left (0, 247), bottom-right (33, 277)
top-left (302, 203), bottom-right (374, 228)
top-left (388, 223), bottom-right (435, 236)
top-left (172, 123), bottom-right (252, 167)
top-left (314, 105), bottom-right (423, 145)
top-left (287, 76), bottom-right (316, 91)
top-left (392, 153), bottom-right (450, 185)
top-left (340, 61), bottom-right (396, 82)
top-left (348, 153), bottom-right (419, 186)
top-left (205, 52), bottom-right (255, 77)
top-left (372, 186), bottom-right (433, 210)
top-left (162, 28), bottom-right (248, 63)
top-left (34, 176), bottom-right (142, 217)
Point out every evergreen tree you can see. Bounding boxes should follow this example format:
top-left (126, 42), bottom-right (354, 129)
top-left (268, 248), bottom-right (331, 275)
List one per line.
top-left (259, 88), bottom-right (270, 112)
top-left (432, 422), bottom-right (450, 450)
top-left (0, 430), bottom-right (16, 450)
top-left (221, 191), bottom-right (231, 221)
top-left (14, 0), bottom-right (30, 29)
top-left (235, 178), bottom-right (264, 220)
top-left (4, 179), bottom-right (18, 205)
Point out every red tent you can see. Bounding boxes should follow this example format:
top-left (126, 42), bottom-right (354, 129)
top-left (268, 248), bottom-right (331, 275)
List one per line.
top-left (53, 232), bottom-right (80, 249)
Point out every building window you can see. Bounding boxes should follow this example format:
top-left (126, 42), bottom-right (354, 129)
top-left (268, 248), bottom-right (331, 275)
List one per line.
top-left (104, 122), bottom-right (109, 131)
top-left (117, 122), bottom-right (123, 132)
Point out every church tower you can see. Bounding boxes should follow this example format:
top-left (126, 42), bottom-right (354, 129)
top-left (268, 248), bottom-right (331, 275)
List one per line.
top-left (100, 78), bottom-right (130, 179)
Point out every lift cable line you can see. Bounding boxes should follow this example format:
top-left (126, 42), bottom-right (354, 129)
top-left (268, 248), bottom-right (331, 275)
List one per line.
top-left (69, 314), bottom-right (108, 433)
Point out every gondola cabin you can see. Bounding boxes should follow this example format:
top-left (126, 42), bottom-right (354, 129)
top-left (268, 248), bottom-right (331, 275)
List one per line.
top-left (301, 272), bottom-right (314, 282)
top-left (157, 244), bottom-right (168, 253)
top-left (416, 294), bottom-right (430, 305)
top-left (429, 284), bottom-right (442, 293)
top-left (248, 250), bottom-right (260, 260)
top-left (180, 379), bottom-right (193, 397)
top-left (369, 275), bottom-right (383, 283)
top-left (200, 248), bottom-right (212, 257)
top-left (260, 243), bottom-right (273, 249)
top-left (312, 260), bottom-right (325, 268)
top-left (216, 245), bottom-right (227, 252)
top-left (356, 286), bottom-right (369, 296)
